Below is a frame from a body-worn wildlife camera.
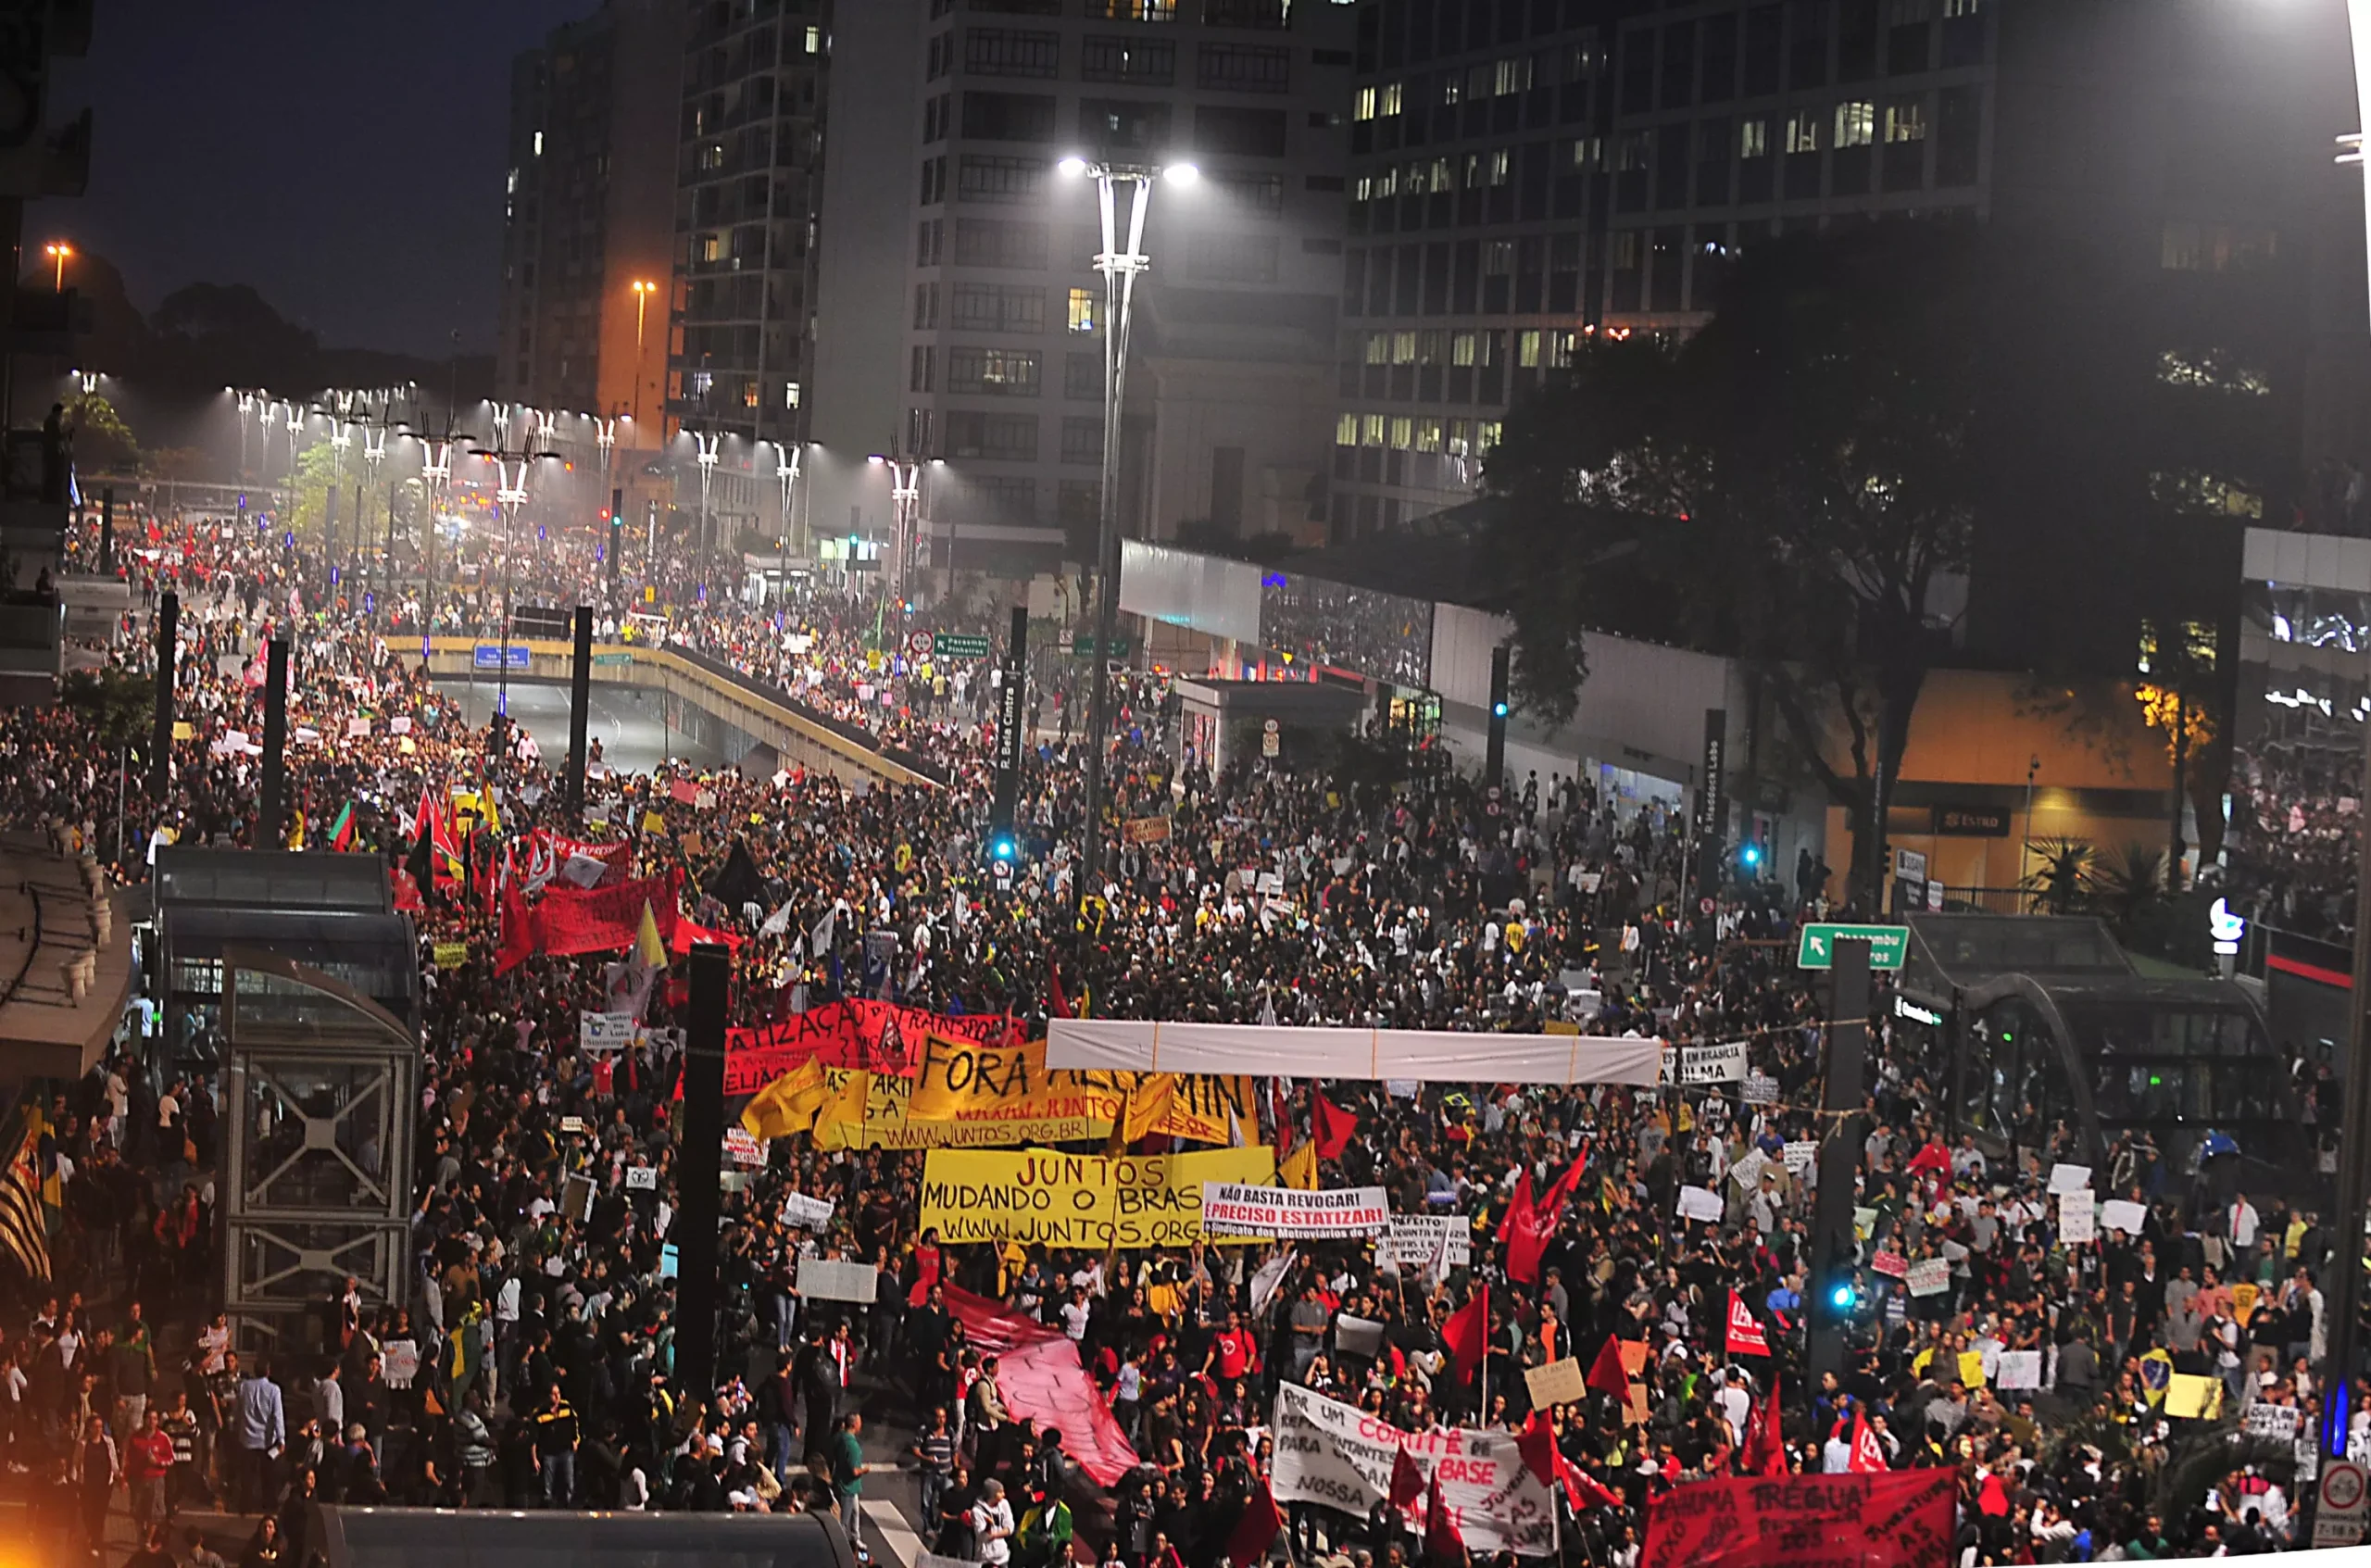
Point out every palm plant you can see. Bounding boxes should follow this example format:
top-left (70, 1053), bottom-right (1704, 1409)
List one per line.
top-left (2020, 836), bottom-right (2092, 915)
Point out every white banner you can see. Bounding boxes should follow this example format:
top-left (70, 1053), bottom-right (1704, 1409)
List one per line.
top-left (1675, 1040), bottom-right (1748, 1085)
top-left (1270, 1384), bottom-right (1557, 1556)
top-left (1742, 1072), bottom-right (1779, 1105)
top-left (781, 1192), bottom-right (836, 1231)
top-left (1202, 1183), bottom-right (1390, 1238)
top-left (1048, 1019), bottom-right (1661, 1086)
top-left (1906, 1259), bottom-right (1951, 1298)
top-left (797, 1256), bottom-right (881, 1303)
top-left (1379, 1214), bottom-right (1473, 1269)
top-left (580, 1011), bottom-right (642, 1052)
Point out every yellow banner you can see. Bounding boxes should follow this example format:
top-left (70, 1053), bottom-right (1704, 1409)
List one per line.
top-left (920, 1146), bottom-right (1275, 1248)
top-left (810, 1037), bottom-right (1252, 1150)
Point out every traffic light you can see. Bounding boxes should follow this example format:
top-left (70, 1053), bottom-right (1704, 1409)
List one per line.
top-left (1740, 842), bottom-right (1762, 870)
top-left (989, 832), bottom-right (1019, 863)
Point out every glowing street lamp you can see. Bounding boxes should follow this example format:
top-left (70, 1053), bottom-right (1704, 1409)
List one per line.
top-left (43, 241), bottom-right (71, 291)
top-left (632, 279), bottom-right (659, 434)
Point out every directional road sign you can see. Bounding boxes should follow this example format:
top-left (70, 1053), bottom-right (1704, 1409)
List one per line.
top-left (1796, 923), bottom-right (1910, 971)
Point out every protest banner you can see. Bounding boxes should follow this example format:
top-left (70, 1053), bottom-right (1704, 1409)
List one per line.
top-left (381, 1340), bottom-right (419, 1389)
top-left (1906, 1260), bottom-right (1951, 1298)
top-left (796, 1257), bottom-right (881, 1303)
top-left (722, 1128), bottom-right (766, 1168)
top-left (1742, 1073), bottom-right (1779, 1105)
top-left (779, 1192), bottom-right (835, 1230)
top-left (721, 1001), bottom-right (1028, 1091)
top-left (1200, 1183), bottom-right (1390, 1239)
top-left (2247, 1403), bottom-right (2302, 1441)
top-left (1780, 1141), bottom-right (1818, 1175)
top-left (946, 1285), bottom-right (1137, 1486)
top-left (1336, 1315), bottom-right (1386, 1358)
top-left (1643, 1471), bottom-right (1954, 1568)
top-left (431, 941), bottom-right (467, 969)
top-left (1379, 1214), bottom-right (1473, 1269)
top-left (1525, 1358), bottom-right (1587, 1410)
top-left (537, 876), bottom-right (681, 958)
top-left (580, 1011), bottom-right (642, 1053)
top-left (920, 1146), bottom-right (1274, 1247)
top-left (1268, 1383), bottom-right (1557, 1556)
top-left (1675, 1040), bottom-right (1748, 1085)
top-left (1048, 1017), bottom-right (1662, 1086)
top-left (1121, 815), bottom-right (1172, 846)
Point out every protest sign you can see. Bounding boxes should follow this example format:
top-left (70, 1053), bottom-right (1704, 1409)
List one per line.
top-left (1269, 1383), bottom-right (1557, 1557)
top-left (2167, 1373), bottom-right (2223, 1420)
top-left (1336, 1315), bottom-right (1386, 1358)
top-left (1121, 815), bottom-right (1172, 846)
top-left (381, 1340), bottom-right (419, 1389)
top-left (797, 1257), bottom-right (881, 1303)
top-left (2247, 1403), bottom-right (2302, 1441)
top-left (1643, 1471), bottom-right (1954, 1568)
top-left (561, 1173), bottom-right (594, 1223)
top-left (624, 1165), bottom-right (659, 1191)
top-left (580, 1011), bottom-right (641, 1053)
top-left (2101, 1198), bottom-right (2149, 1236)
top-left (1525, 1357), bottom-right (1587, 1410)
top-left (722, 1128), bottom-right (766, 1168)
top-left (1742, 1073), bottom-right (1779, 1105)
top-left (780, 1192), bottom-right (835, 1230)
top-left (1201, 1184), bottom-right (1391, 1239)
top-left (1678, 1185), bottom-right (1725, 1223)
top-left (1780, 1141), bottom-right (1818, 1175)
top-left (920, 1147), bottom-right (1273, 1247)
top-left (1906, 1260), bottom-right (1951, 1298)
top-left (1871, 1249), bottom-right (1909, 1279)
top-left (1997, 1350), bottom-right (2042, 1390)
top-left (1677, 1040), bottom-right (1748, 1085)
top-left (1729, 1149), bottom-right (1770, 1191)
top-left (2049, 1162), bottom-right (2093, 1196)
top-left (432, 941), bottom-right (467, 969)
top-left (1380, 1214), bottom-right (1473, 1270)
top-left (2059, 1188), bottom-right (2096, 1246)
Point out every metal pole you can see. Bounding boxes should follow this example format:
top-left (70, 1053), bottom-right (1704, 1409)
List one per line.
top-left (2320, 705), bottom-right (2371, 1467)
top-left (98, 483), bottom-right (112, 575)
top-left (149, 590), bottom-right (178, 803)
top-left (674, 942), bottom-right (731, 1405)
top-left (567, 606), bottom-right (593, 820)
top-left (258, 637), bottom-right (290, 847)
top-left (1082, 171), bottom-right (1148, 903)
top-left (1806, 935), bottom-right (1872, 1381)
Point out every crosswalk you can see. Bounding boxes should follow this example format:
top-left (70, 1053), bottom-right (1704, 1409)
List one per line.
top-left (863, 1497), bottom-right (928, 1568)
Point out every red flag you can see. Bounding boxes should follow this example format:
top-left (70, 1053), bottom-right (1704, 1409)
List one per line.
top-left (1514, 1417), bottom-right (1558, 1489)
top-left (1587, 1333), bottom-right (1631, 1400)
top-left (1725, 1290), bottom-right (1771, 1357)
top-left (1388, 1445), bottom-right (1426, 1511)
top-left (1224, 1478), bottom-right (1284, 1566)
top-left (1849, 1410), bottom-right (1887, 1473)
top-left (496, 859), bottom-right (538, 977)
top-left (1424, 1465), bottom-right (1464, 1562)
top-left (1048, 961), bottom-right (1074, 1021)
top-left (1562, 1455), bottom-right (1624, 1512)
top-left (1442, 1285), bottom-right (1489, 1384)
top-left (1545, 1142), bottom-right (1592, 1210)
top-left (1312, 1090), bottom-right (1358, 1160)
top-left (1741, 1373), bottom-right (1785, 1476)
top-left (1504, 1168), bottom-right (1554, 1286)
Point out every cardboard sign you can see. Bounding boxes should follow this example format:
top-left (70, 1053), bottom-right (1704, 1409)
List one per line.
top-left (1380, 1214), bottom-right (1473, 1269)
top-left (722, 1127), bottom-right (767, 1168)
top-left (581, 1011), bottom-right (642, 1052)
top-left (2059, 1188), bottom-right (2096, 1246)
top-left (1335, 1314), bottom-right (1386, 1359)
top-left (2247, 1402), bottom-right (2302, 1441)
top-left (1872, 1249), bottom-right (1909, 1279)
top-left (2101, 1198), bottom-right (2149, 1236)
top-left (1524, 1357), bottom-right (1587, 1410)
top-left (780, 1192), bottom-right (836, 1230)
top-left (561, 1173), bottom-right (595, 1223)
top-left (381, 1340), bottom-right (419, 1389)
top-left (1742, 1073), bottom-right (1779, 1105)
top-left (797, 1256), bottom-right (881, 1303)
top-left (624, 1165), bottom-right (659, 1191)
top-left (1780, 1140), bottom-right (1818, 1175)
top-left (1906, 1260), bottom-right (1951, 1298)
top-left (432, 941), bottom-right (467, 969)
top-left (1678, 1185), bottom-right (1725, 1223)
top-left (1996, 1350), bottom-right (2042, 1390)
top-left (2048, 1162), bottom-right (2093, 1196)
top-left (2167, 1373), bottom-right (2224, 1420)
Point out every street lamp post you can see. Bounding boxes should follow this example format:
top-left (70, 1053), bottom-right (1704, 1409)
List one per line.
top-left (694, 430), bottom-right (721, 586)
top-left (418, 439), bottom-right (453, 655)
top-left (43, 241), bottom-right (70, 291)
top-left (282, 403), bottom-right (304, 572)
top-left (236, 392), bottom-right (255, 482)
top-left (1057, 154), bottom-right (1197, 899)
top-left (772, 441), bottom-right (803, 600)
top-left (476, 447), bottom-right (556, 740)
top-left (633, 280), bottom-right (658, 434)
top-left (327, 416), bottom-right (353, 594)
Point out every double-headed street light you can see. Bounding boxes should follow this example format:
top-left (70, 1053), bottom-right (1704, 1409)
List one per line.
top-left (1056, 153), bottom-right (1198, 899)
top-left (633, 280), bottom-right (659, 433)
top-left (869, 453), bottom-right (922, 629)
top-left (43, 240), bottom-right (70, 291)
top-left (693, 429), bottom-right (721, 581)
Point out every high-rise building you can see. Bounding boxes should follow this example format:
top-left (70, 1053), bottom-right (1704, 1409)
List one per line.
top-left (496, 0), bottom-right (683, 445)
top-left (892, 0), bottom-right (1359, 576)
top-left (1331, 0), bottom-right (2356, 673)
top-left (667, 0), bottom-right (832, 451)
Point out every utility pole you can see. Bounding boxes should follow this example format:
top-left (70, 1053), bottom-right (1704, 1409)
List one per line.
top-left (567, 606), bottom-right (594, 820)
top-left (1806, 935), bottom-right (1873, 1381)
top-left (2320, 709), bottom-right (2371, 1469)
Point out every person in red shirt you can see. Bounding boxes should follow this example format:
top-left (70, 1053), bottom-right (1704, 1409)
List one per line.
top-left (125, 1407), bottom-right (176, 1534)
top-left (1207, 1311), bottom-right (1261, 1384)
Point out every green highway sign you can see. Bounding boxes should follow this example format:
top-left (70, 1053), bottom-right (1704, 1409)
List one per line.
top-left (1796, 923), bottom-right (1910, 971)
top-left (934, 633), bottom-right (993, 659)
top-left (1071, 634), bottom-right (1135, 659)
top-left (591, 651), bottom-right (634, 668)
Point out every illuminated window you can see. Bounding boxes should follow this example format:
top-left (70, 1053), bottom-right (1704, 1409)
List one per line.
top-left (1361, 413), bottom-right (1386, 446)
top-left (1739, 119), bottom-right (1768, 157)
top-left (2161, 220), bottom-right (2280, 272)
top-left (1355, 86), bottom-right (1378, 120)
top-left (1391, 331), bottom-right (1417, 364)
top-left (1477, 420), bottom-right (1503, 452)
top-left (1336, 412), bottom-right (1360, 445)
top-left (1548, 330), bottom-right (1578, 369)
top-left (807, 25), bottom-right (822, 52)
top-left (1785, 111), bottom-right (1821, 155)
top-left (1517, 330), bottom-right (1541, 368)
top-left (1379, 82), bottom-right (1404, 115)
top-left (1487, 149), bottom-right (1512, 186)
top-left (1836, 102), bottom-right (1875, 148)
top-left (1364, 332), bottom-right (1391, 366)
top-left (1440, 73), bottom-right (1462, 106)
top-left (1569, 137), bottom-right (1602, 171)
top-left (1451, 332), bottom-right (1477, 367)
top-left (1388, 416), bottom-right (1413, 448)
top-left (1448, 420), bottom-right (1473, 457)
top-left (1884, 98), bottom-right (1926, 143)
top-left (1494, 57), bottom-right (1533, 95)
top-left (533, 130), bottom-right (544, 157)
top-left (1066, 287), bottom-right (1098, 333)
top-left (1417, 329), bottom-right (1447, 365)
top-left (1414, 418), bottom-right (1443, 452)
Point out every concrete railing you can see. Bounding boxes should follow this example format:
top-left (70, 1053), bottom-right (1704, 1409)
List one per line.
top-left (419, 636), bottom-right (942, 791)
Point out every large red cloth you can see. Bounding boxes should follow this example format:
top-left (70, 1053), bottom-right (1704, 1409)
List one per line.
top-left (1312, 1091), bottom-right (1358, 1160)
top-left (1443, 1285), bottom-right (1489, 1384)
top-left (1642, 1472), bottom-right (1953, 1568)
top-left (536, 875), bottom-right (680, 957)
top-left (1503, 1169), bottom-right (1551, 1286)
top-left (941, 1286), bottom-right (1138, 1486)
top-left (721, 1002), bottom-right (1027, 1093)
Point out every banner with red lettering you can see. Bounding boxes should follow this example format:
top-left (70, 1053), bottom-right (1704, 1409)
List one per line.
top-left (722, 1002), bottom-right (1026, 1092)
top-left (1269, 1383), bottom-right (1556, 1556)
top-left (943, 1285), bottom-right (1138, 1487)
top-left (536, 875), bottom-right (681, 957)
top-left (528, 829), bottom-right (632, 891)
top-left (1643, 1471), bottom-right (1955, 1568)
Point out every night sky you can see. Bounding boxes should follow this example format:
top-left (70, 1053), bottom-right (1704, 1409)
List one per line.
top-left (61, 0), bottom-right (591, 358)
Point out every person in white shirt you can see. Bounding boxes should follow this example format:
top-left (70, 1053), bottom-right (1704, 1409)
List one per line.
top-left (2228, 1192), bottom-right (2261, 1251)
top-left (972, 1477), bottom-right (1016, 1565)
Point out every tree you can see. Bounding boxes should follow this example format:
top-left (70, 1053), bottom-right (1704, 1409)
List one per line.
top-left (1483, 223), bottom-right (1981, 907)
top-left (285, 441), bottom-right (352, 543)
top-left (60, 668), bottom-right (150, 751)
top-left (64, 391), bottom-right (140, 475)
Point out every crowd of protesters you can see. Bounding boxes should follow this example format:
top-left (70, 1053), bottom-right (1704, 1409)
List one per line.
top-left (0, 508), bottom-right (2356, 1568)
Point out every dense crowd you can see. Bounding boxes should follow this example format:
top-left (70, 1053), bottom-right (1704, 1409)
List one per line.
top-left (0, 510), bottom-right (2355, 1568)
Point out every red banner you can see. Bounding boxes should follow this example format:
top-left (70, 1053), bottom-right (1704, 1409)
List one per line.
top-left (722, 1002), bottom-right (1024, 1094)
top-left (943, 1285), bottom-right (1138, 1486)
top-left (536, 876), bottom-right (681, 958)
top-left (1644, 1471), bottom-right (1954, 1568)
